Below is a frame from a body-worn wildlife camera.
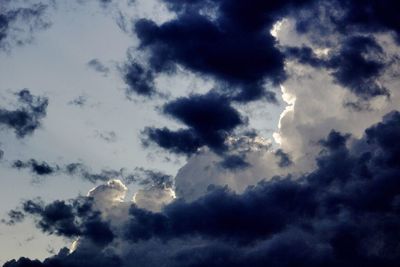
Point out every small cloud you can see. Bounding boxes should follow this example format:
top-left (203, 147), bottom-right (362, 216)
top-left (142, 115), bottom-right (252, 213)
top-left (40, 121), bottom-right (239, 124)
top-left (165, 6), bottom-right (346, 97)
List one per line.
top-left (274, 149), bottom-right (293, 168)
top-left (68, 95), bottom-right (87, 107)
top-left (219, 154), bottom-right (250, 171)
top-left (0, 89), bottom-right (48, 138)
top-left (87, 59), bottom-right (110, 76)
top-left (95, 130), bottom-right (117, 143)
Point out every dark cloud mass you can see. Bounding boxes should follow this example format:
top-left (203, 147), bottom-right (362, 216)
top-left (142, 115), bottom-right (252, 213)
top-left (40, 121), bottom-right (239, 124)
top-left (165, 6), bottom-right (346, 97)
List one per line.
top-left (131, 0), bottom-right (317, 102)
top-left (4, 110), bottom-right (400, 267)
top-left (126, 110), bottom-right (400, 266)
top-left (122, 60), bottom-right (156, 97)
top-left (334, 0), bottom-right (400, 42)
top-left (19, 197), bottom-right (114, 246)
top-left (128, 0), bottom-right (400, 102)
top-left (143, 93), bottom-right (244, 155)
top-left (285, 35), bottom-right (388, 99)
top-left (329, 36), bottom-right (388, 99)
top-left (143, 127), bottom-right (203, 155)
top-left (133, 0), bottom-right (398, 155)
top-left (4, 248), bottom-right (121, 267)
top-left (12, 159), bottom-right (58, 176)
top-left (0, 89), bottom-right (48, 138)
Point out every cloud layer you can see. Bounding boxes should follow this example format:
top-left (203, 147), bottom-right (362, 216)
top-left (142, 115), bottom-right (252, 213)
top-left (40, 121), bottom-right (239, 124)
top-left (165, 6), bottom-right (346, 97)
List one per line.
top-left (4, 110), bottom-right (400, 267)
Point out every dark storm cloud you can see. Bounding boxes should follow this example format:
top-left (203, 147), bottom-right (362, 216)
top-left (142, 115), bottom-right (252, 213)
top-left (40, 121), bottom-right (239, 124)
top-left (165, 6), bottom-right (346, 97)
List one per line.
top-left (142, 127), bottom-right (202, 155)
top-left (0, 89), bottom-right (48, 138)
top-left (5, 110), bottom-right (400, 267)
top-left (329, 36), bottom-right (388, 99)
top-left (129, 0), bottom-right (319, 102)
top-left (19, 197), bottom-right (114, 246)
top-left (123, 110), bottom-right (400, 266)
top-left (135, 0), bottom-right (398, 155)
top-left (286, 0), bottom-right (400, 99)
top-left (333, 0), bottom-right (400, 43)
top-left (4, 247), bottom-right (122, 267)
top-left (285, 36), bottom-right (388, 99)
top-left (284, 46), bottom-right (325, 68)
top-left (5, 1), bottom-right (400, 266)
top-left (143, 92), bottom-right (244, 155)
top-left (318, 130), bottom-right (350, 151)
top-left (0, 1), bottom-right (51, 51)
top-left (126, 180), bottom-right (316, 244)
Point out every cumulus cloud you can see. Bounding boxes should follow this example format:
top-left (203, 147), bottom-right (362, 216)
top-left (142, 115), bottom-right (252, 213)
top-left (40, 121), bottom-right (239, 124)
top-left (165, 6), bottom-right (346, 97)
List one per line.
top-left (272, 15), bottom-right (400, 172)
top-left (173, 135), bottom-right (293, 201)
top-left (133, 187), bottom-right (175, 212)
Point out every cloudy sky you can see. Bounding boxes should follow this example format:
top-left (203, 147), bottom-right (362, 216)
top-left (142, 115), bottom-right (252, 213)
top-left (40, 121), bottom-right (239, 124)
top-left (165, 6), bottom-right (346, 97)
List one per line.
top-left (0, 0), bottom-right (400, 266)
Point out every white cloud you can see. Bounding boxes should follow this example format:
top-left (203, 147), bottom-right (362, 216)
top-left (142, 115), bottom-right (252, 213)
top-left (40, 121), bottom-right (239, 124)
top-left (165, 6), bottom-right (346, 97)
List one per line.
top-left (133, 187), bottom-right (175, 212)
top-left (174, 137), bottom-right (294, 201)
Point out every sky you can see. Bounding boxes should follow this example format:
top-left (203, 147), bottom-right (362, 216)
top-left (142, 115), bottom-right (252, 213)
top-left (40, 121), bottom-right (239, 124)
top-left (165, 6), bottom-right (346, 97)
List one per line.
top-left (0, 0), bottom-right (399, 266)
